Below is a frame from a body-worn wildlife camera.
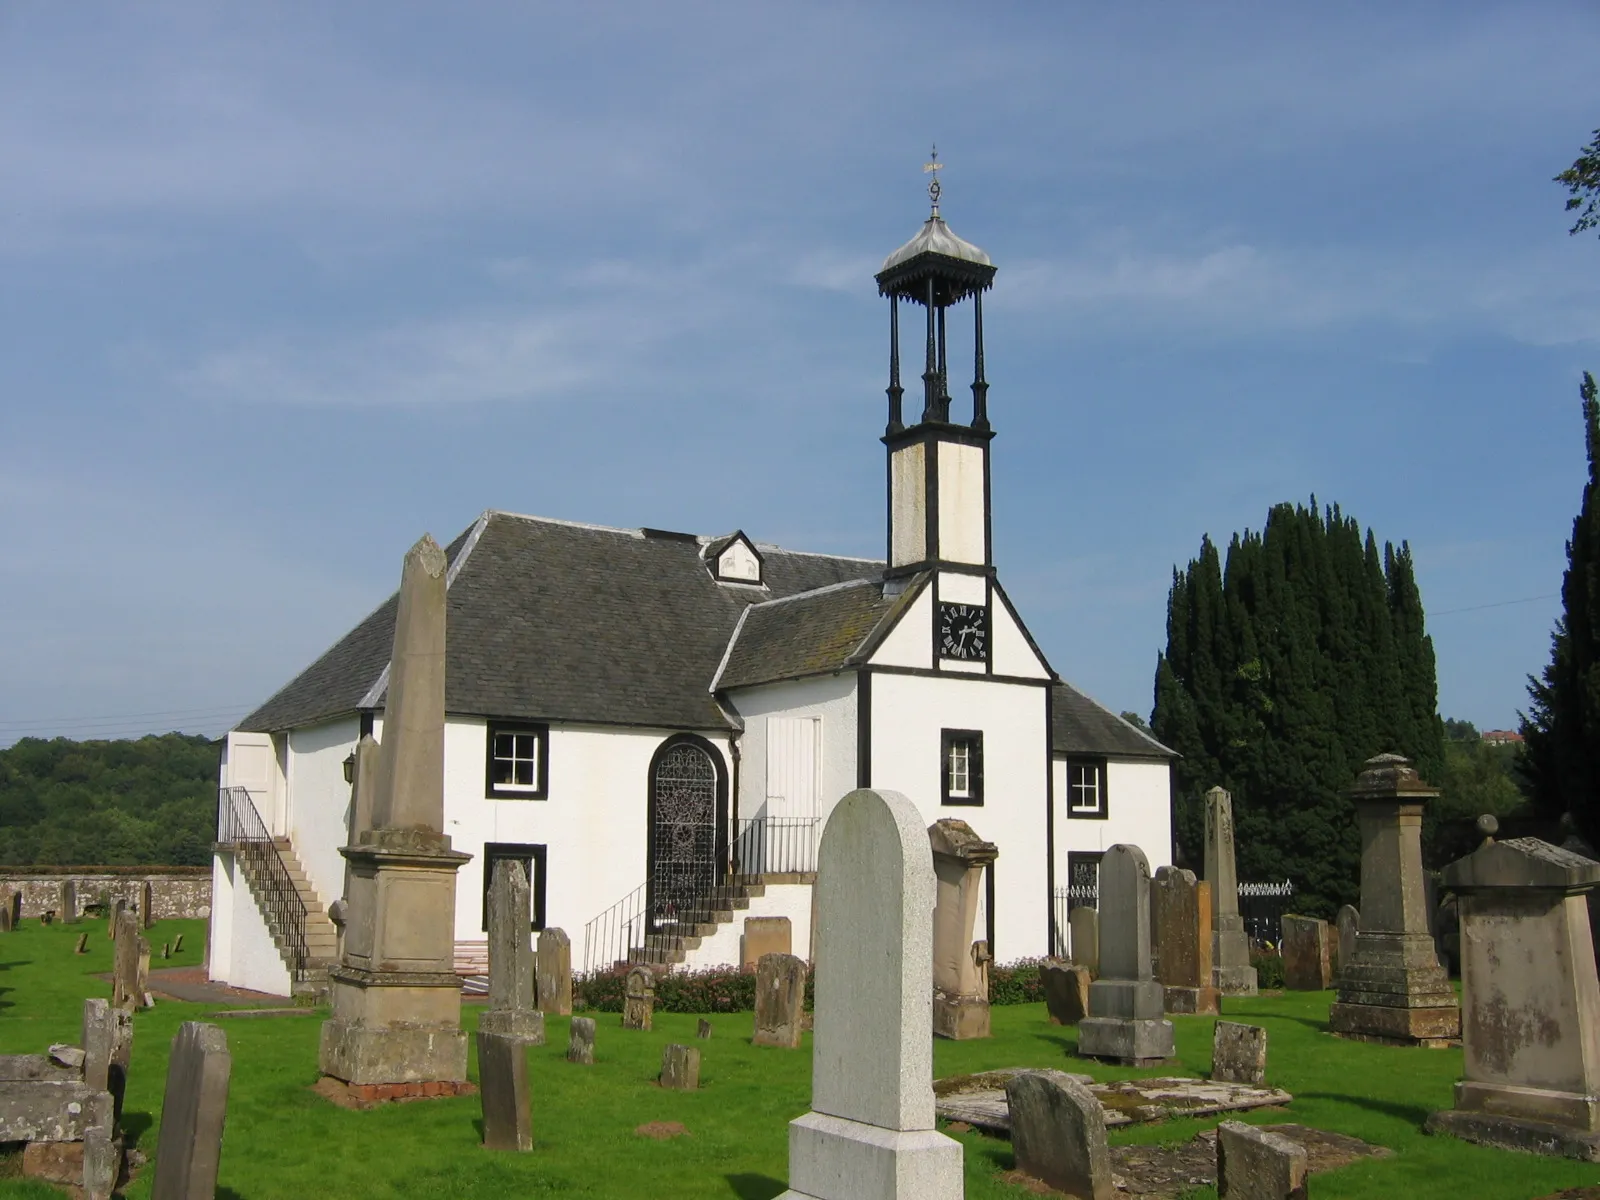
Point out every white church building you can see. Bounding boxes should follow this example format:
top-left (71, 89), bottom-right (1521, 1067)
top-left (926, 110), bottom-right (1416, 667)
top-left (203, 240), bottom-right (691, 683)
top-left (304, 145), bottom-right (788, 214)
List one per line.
top-left (207, 194), bottom-right (1176, 997)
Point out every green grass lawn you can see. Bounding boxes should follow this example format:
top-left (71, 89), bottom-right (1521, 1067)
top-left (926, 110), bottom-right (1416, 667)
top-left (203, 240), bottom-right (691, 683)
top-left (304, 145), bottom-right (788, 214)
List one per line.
top-left (3, 918), bottom-right (1600, 1198)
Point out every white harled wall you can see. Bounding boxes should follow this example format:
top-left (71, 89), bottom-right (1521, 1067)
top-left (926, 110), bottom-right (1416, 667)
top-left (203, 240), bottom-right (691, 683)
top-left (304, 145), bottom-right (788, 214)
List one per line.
top-left (1052, 756), bottom-right (1173, 879)
top-left (866, 670), bottom-right (1051, 960)
top-left (726, 674), bottom-right (857, 826)
top-left (286, 716), bottom-right (360, 916)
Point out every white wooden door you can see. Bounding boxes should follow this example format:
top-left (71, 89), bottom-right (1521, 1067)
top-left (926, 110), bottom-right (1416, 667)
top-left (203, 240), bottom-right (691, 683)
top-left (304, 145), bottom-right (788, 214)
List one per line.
top-left (765, 716), bottom-right (820, 820)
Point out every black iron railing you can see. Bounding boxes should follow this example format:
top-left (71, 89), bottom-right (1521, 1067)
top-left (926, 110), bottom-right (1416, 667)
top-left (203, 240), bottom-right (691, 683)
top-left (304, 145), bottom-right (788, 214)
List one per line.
top-left (1238, 879), bottom-right (1294, 948)
top-left (583, 816), bottom-right (819, 974)
top-left (216, 786), bottom-right (309, 982)
top-left (731, 816), bottom-right (818, 878)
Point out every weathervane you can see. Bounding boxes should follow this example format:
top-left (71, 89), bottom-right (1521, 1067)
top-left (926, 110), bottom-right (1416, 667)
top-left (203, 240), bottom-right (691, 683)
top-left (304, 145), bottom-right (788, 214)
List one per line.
top-left (923, 144), bottom-right (943, 216)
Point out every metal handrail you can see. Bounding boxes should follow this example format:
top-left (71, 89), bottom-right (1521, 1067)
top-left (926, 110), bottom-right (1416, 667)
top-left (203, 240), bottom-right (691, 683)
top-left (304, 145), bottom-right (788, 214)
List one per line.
top-left (216, 786), bottom-right (310, 982)
top-left (731, 816), bottom-right (818, 879)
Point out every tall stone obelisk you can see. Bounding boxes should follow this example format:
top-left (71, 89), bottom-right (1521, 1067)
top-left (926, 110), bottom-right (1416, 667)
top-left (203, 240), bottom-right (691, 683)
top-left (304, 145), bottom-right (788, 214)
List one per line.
top-left (319, 535), bottom-right (472, 1095)
top-left (1205, 786), bottom-right (1258, 996)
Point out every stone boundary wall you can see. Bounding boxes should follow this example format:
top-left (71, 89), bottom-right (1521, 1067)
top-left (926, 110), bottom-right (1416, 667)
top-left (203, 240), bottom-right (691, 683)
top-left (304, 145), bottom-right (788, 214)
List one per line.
top-left (0, 868), bottom-right (212, 920)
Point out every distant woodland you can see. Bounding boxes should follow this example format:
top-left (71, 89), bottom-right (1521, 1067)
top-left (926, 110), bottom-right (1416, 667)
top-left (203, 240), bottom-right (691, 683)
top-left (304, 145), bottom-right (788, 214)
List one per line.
top-left (0, 733), bottom-right (220, 867)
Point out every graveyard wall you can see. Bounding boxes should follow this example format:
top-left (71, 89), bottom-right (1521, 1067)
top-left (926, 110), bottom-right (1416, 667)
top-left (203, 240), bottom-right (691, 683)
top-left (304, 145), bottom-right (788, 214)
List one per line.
top-left (1, 868), bottom-right (212, 919)
top-left (1051, 756), bottom-right (1173, 874)
top-left (726, 674), bottom-right (858, 825)
top-left (286, 715), bottom-right (361, 913)
top-left (866, 670), bottom-right (1050, 959)
top-left (440, 717), bottom-right (735, 961)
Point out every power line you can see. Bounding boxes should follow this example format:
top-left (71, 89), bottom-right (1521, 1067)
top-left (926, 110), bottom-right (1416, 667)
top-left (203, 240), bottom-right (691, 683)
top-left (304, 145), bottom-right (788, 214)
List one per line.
top-left (0, 703), bottom-right (251, 730)
top-left (1431, 593), bottom-right (1560, 617)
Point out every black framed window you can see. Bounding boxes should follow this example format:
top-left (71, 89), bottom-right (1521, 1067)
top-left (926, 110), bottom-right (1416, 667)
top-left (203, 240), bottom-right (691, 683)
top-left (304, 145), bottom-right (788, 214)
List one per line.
top-left (941, 729), bottom-right (984, 806)
top-left (486, 721), bottom-right (549, 799)
top-left (1066, 757), bottom-right (1107, 819)
top-left (481, 842), bottom-right (546, 933)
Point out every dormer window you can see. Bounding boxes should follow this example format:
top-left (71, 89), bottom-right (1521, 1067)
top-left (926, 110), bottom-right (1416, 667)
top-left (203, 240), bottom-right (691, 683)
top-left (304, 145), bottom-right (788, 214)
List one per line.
top-left (709, 532), bottom-right (764, 585)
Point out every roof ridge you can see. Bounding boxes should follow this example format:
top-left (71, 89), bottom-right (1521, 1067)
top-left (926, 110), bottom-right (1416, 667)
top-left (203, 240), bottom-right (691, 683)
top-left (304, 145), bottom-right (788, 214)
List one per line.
top-left (754, 542), bottom-right (884, 564)
top-left (745, 576), bottom-right (878, 611)
top-left (484, 509), bottom-right (646, 539)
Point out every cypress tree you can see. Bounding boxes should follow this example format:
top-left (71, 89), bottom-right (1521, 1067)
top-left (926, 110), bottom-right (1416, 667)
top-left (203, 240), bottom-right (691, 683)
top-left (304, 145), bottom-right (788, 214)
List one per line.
top-left (1524, 372), bottom-right (1600, 843)
top-left (1152, 500), bottom-right (1442, 916)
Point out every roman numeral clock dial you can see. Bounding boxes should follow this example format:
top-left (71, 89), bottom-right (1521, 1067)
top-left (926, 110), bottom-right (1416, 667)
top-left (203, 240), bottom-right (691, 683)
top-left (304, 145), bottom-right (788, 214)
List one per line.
top-left (938, 602), bottom-right (988, 662)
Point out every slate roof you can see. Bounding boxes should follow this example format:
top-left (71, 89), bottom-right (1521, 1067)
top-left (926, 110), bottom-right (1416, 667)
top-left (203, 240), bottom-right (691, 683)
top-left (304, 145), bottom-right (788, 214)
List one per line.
top-left (713, 577), bottom-right (925, 691)
top-left (1051, 682), bottom-right (1177, 761)
top-left (237, 511), bottom-right (880, 734)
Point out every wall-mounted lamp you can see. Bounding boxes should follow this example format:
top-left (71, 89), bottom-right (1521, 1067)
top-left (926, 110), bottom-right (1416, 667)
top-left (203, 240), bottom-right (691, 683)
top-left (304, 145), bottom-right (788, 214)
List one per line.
top-left (343, 751), bottom-right (357, 785)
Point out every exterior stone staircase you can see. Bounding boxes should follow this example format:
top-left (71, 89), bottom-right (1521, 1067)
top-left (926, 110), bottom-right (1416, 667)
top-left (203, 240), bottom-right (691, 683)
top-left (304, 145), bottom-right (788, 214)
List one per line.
top-left (623, 878), bottom-right (767, 970)
top-left (236, 837), bottom-right (338, 997)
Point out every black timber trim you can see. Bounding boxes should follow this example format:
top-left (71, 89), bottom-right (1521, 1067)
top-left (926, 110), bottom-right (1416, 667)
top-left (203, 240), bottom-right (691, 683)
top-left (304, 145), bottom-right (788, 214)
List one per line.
top-left (358, 710), bottom-right (375, 739)
top-left (865, 664), bottom-right (1052, 688)
top-left (990, 578), bottom-right (1057, 680)
top-left (480, 842), bottom-right (547, 933)
top-left (882, 421), bottom-right (996, 452)
top-left (940, 728), bottom-right (984, 807)
top-left (983, 427), bottom-right (993, 570)
top-left (856, 669), bottom-right (872, 788)
top-left (985, 859), bottom-right (996, 962)
top-left (644, 733), bottom-right (731, 926)
top-left (1044, 682), bottom-right (1057, 956)
top-left (485, 720), bottom-right (551, 800)
top-left (707, 531), bottom-right (765, 585)
top-left (1064, 757), bottom-right (1109, 820)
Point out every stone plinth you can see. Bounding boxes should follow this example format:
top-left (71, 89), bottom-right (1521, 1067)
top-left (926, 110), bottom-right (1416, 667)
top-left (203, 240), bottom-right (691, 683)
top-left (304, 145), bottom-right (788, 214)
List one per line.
top-left (1069, 907), bottom-right (1098, 977)
top-left (777, 789), bottom-right (962, 1200)
top-left (1078, 845), bottom-right (1174, 1066)
top-left (1280, 915), bottom-right (1332, 991)
top-left (1425, 836), bottom-right (1600, 1159)
top-left (1205, 787), bottom-right (1258, 996)
top-left (1330, 755), bottom-right (1459, 1047)
top-left (928, 819), bottom-right (997, 1040)
top-left (1153, 867), bottom-right (1218, 1015)
top-left (743, 916), bottom-right (793, 971)
top-left (318, 535), bottom-right (471, 1088)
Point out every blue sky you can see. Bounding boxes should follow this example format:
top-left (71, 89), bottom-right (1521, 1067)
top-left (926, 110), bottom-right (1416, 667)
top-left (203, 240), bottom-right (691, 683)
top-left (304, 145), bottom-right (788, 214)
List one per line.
top-left (2, 2), bottom-right (1596, 745)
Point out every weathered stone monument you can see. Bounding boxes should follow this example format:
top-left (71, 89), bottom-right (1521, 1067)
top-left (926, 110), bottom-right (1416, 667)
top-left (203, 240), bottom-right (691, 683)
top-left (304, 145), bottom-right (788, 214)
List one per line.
top-left (622, 966), bottom-right (655, 1031)
top-left (1216, 1120), bottom-right (1307, 1200)
top-left (140, 882), bottom-right (154, 930)
top-left (476, 1031), bottom-right (532, 1151)
top-left (1152, 866), bottom-right (1218, 1014)
top-left (1334, 904), bottom-right (1359, 983)
top-left (742, 916), bottom-right (793, 971)
top-left (82, 998), bottom-right (132, 1124)
top-left (1211, 1021), bottom-right (1268, 1086)
top-left (111, 910), bottom-right (149, 1012)
top-left (661, 1043), bottom-right (701, 1091)
top-left (318, 535), bottom-right (473, 1096)
top-left (1078, 844), bottom-right (1175, 1066)
top-left (1069, 906), bottom-right (1098, 977)
top-left (74, 933), bottom-right (89, 955)
top-left (106, 897), bottom-right (124, 939)
top-left (567, 1017), bottom-right (595, 1065)
top-left (329, 734), bottom-right (381, 966)
top-left (777, 788), bottom-right (962, 1200)
top-left (1425, 837), bottom-right (1600, 1158)
top-left (1205, 786), bottom-right (1258, 996)
top-left (478, 859), bottom-right (544, 1044)
top-left (697, 1018), bottom-right (713, 1039)
top-left (535, 927), bottom-right (572, 1016)
top-left (928, 819), bottom-right (998, 1040)
top-left (1280, 915), bottom-right (1332, 990)
top-left (1004, 1070), bottom-right (1112, 1199)
top-left (0, 892), bottom-right (12, 933)
top-left (1329, 754), bottom-right (1459, 1046)
top-left (1041, 962), bottom-right (1091, 1026)
top-left (60, 880), bottom-right (77, 925)
top-left (753, 952), bottom-right (807, 1049)
top-left (151, 1022), bottom-right (231, 1200)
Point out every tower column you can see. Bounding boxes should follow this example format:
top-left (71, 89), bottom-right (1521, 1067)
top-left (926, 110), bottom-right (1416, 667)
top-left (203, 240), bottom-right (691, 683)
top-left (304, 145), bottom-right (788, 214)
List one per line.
top-left (921, 278), bottom-right (938, 422)
top-left (971, 290), bottom-right (989, 432)
top-left (886, 297), bottom-right (904, 435)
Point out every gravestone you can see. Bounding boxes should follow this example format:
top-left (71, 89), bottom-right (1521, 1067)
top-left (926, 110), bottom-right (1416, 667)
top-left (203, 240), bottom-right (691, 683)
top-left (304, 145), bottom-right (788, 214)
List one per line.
top-left (61, 880), bottom-right (78, 925)
top-left (776, 788), bottom-right (962, 1200)
top-left (1077, 845), bottom-right (1175, 1066)
top-left (173, 933), bottom-right (184, 954)
top-left (1211, 1021), bottom-right (1268, 1086)
top-left (928, 818), bottom-right (998, 1040)
top-left (1426, 837), bottom-right (1600, 1158)
top-left (151, 1022), bottom-right (231, 1200)
top-left (1069, 907), bottom-right (1099, 977)
top-left (1334, 905), bottom-right (1359, 983)
top-left (1329, 755), bottom-right (1460, 1046)
top-left (567, 1017), bottom-right (596, 1064)
top-left (622, 966), bottom-right (655, 1031)
top-left (319, 535), bottom-right (472, 1092)
top-left (82, 998), bottom-right (133, 1124)
top-left (111, 911), bottom-right (146, 1012)
top-left (140, 882), bottom-right (154, 930)
top-left (1004, 1070), bottom-right (1112, 1200)
top-left (535, 927), bottom-right (573, 1016)
top-left (1215, 1120), bottom-right (1308, 1200)
top-left (162, 943), bottom-right (170, 960)
top-left (1041, 963), bottom-right (1091, 1026)
top-left (1280, 916), bottom-right (1332, 990)
top-left (1205, 787), bottom-right (1258, 996)
top-left (661, 1043), bottom-right (700, 1091)
top-left (0, 900), bottom-right (11, 934)
top-left (107, 898), bottom-right (124, 939)
top-left (753, 953), bottom-right (807, 1049)
top-left (74, 934), bottom-right (89, 955)
top-left (697, 1019), bottom-right (713, 1039)
top-left (742, 916), bottom-right (793, 972)
top-left (476, 1031), bottom-right (532, 1151)
top-left (1152, 867), bottom-right (1218, 1014)
top-left (478, 859), bottom-right (544, 1044)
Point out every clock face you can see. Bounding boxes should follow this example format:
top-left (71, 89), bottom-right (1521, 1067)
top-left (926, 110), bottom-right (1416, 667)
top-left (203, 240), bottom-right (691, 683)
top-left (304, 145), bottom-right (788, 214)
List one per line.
top-left (938, 602), bottom-right (988, 661)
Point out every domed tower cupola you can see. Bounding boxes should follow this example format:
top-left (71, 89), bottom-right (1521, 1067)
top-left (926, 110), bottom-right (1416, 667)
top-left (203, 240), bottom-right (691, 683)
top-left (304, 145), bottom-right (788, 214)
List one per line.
top-left (875, 150), bottom-right (998, 578)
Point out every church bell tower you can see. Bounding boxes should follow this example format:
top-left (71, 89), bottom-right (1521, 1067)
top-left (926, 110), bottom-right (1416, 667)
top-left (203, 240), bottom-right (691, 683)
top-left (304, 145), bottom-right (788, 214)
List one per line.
top-left (877, 150), bottom-right (997, 581)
